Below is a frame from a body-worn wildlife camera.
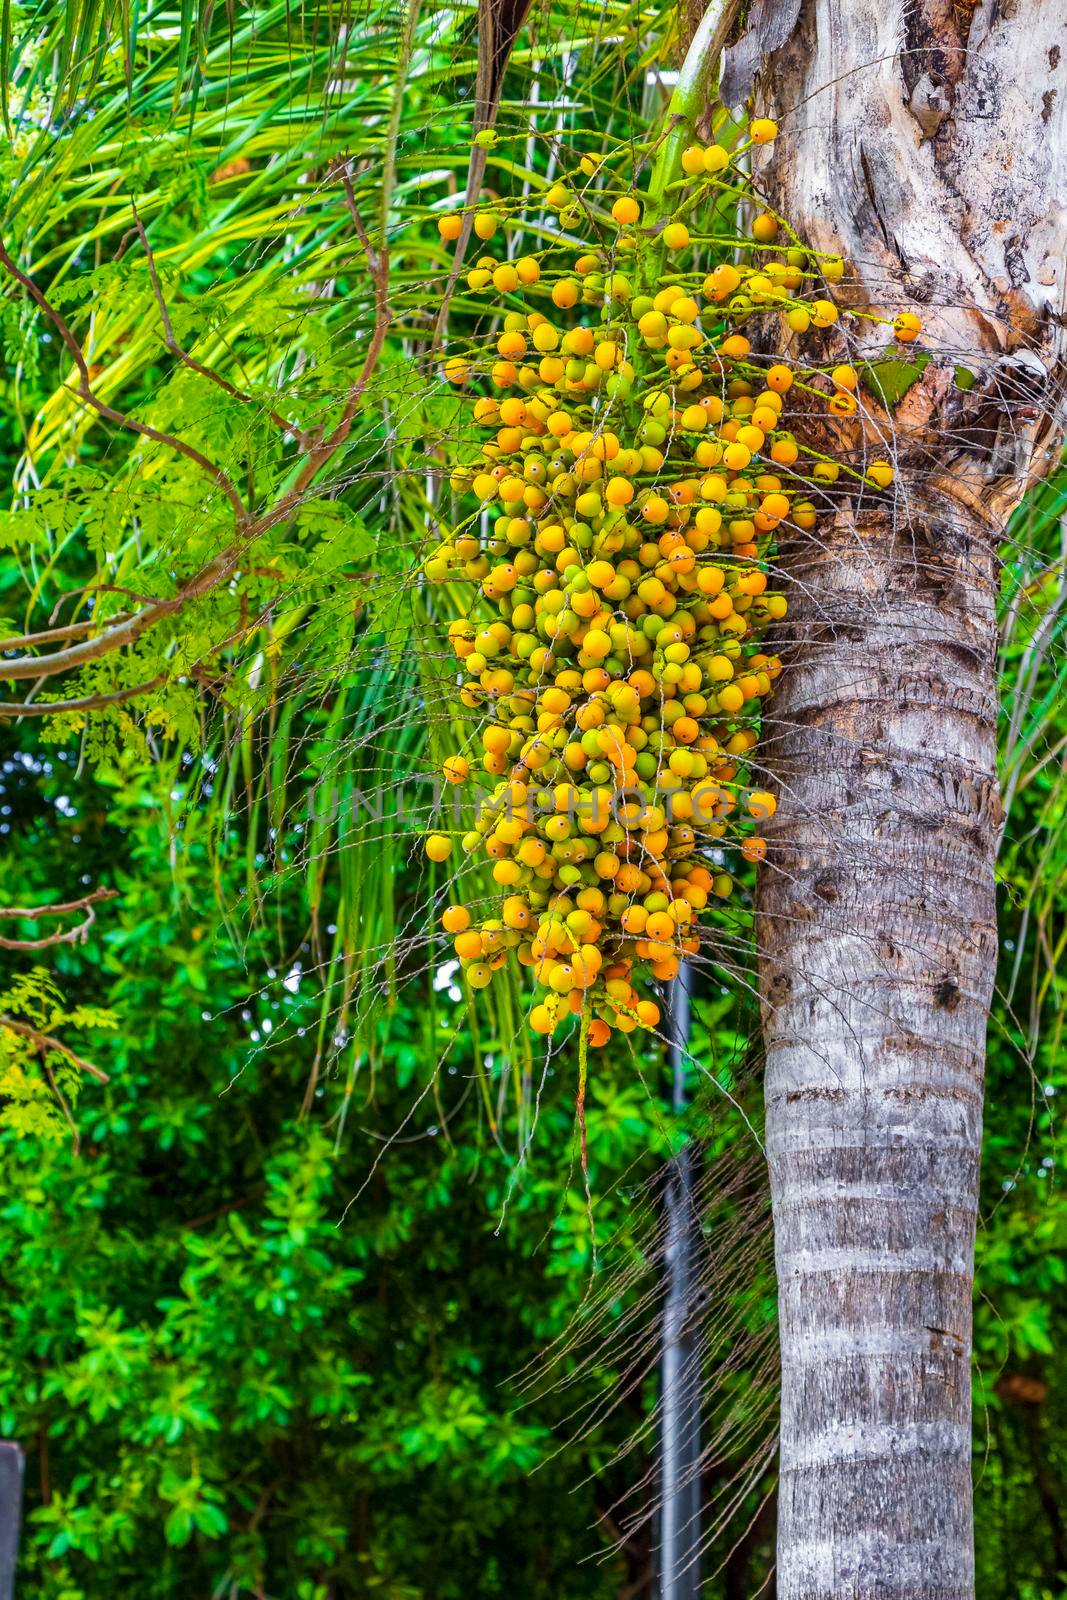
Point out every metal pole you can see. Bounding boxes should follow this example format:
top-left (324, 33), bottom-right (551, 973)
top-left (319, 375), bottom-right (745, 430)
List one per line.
top-left (0, 1442), bottom-right (23, 1600)
top-left (660, 963), bottom-right (702, 1599)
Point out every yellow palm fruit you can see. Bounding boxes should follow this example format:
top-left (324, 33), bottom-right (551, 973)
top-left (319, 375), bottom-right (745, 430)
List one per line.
top-left (611, 195), bottom-right (640, 226)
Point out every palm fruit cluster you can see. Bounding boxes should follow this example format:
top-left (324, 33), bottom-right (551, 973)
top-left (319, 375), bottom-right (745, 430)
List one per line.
top-left (423, 119), bottom-right (914, 1044)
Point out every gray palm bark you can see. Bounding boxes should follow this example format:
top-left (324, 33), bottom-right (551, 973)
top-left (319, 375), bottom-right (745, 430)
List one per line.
top-left (746, 3), bottom-right (1067, 1594)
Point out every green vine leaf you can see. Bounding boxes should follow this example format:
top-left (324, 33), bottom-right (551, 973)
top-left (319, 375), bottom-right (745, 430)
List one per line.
top-left (860, 352), bottom-right (931, 409)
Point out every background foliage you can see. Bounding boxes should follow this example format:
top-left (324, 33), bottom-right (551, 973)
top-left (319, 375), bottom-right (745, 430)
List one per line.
top-left (0, 2), bottom-right (1064, 1597)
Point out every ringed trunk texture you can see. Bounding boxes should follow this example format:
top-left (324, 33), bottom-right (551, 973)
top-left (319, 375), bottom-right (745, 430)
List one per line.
top-left (758, 493), bottom-right (999, 1598)
top-left (740, 2), bottom-right (1067, 1595)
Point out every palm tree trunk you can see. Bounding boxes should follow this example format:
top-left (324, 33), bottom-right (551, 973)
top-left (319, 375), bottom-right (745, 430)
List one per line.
top-left (758, 493), bottom-right (999, 1598)
top-left (742, 2), bottom-right (1067, 1594)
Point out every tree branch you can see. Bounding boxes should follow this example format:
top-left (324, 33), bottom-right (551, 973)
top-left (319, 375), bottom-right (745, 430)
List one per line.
top-left (0, 675), bottom-right (168, 718)
top-left (0, 1016), bottom-right (109, 1082)
top-left (0, 243), bottom-right (249, 522)
top-left (0, 175), bottom-right (392, 707)
top-left (0, 886), bottom-right (118, 947)
top-left (271, 167), bottom-right (392, 508)
top-left (1, 611), bottom-right (133, 651)
top-left (132, 208), bottom-right (306, 447)
top-left (42, 1056), bottom-right (81, 1150)
top-left (0, 887), bottom-right (117, 921)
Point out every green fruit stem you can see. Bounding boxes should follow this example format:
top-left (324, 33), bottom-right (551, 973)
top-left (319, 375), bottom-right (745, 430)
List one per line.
top-left (642, 0), bottom-right (737, 294)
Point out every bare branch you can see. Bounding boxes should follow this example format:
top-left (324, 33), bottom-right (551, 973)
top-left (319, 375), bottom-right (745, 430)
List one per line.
top-left (0, 887), bottom-right (117, 922)
top-left (0, 886), bottom-right (118, 947)
top-left (1, 612), bottom-right (133, 650)
top-left (0, 675), bottom-right (167, 718)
